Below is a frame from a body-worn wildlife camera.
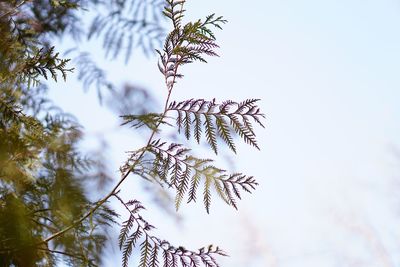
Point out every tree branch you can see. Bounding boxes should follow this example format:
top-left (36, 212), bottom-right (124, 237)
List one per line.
top-left (40, 89), bottom-right (173, 245)
top-left (0, 0), bottom-right (28, 19)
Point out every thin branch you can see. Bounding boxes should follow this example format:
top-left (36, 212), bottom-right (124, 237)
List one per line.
top-left (0, 0), bottom-right (28, 19)
top-left (37, 247), bottom-right (89, 262)
top-left (40, 89), bottom-right (173, 245)
top-left (113, 194), bottom-right (160, 245)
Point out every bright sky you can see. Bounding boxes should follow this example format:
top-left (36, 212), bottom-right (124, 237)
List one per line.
top-left (49, 0), bottom-right (400, 266)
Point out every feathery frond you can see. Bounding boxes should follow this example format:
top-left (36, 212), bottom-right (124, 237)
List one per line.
top-left (157, 0), bottom-right (226, 91)
top-left (0, 0), bottom-right (264, 265)
top-left (167, 99), bottom-right (265, 154)
top-left (24, 47), bottom-right (73, 86)
top-left (73, 52), bottom-right (114, 102)
top-left (121, 113), bottom-right (171, 132)
top-left (88, 0), bottom-right (165, 61)
top-left (115, 195), bottom-right (227, 267)
top-left (132, 140), bottom-right (259, 212)
top-left (0, 97), bottom-right (24, 124)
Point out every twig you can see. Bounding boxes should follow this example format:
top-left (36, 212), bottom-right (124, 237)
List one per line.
top-left (40, 88), bottom-right (173, 245)
top-left (0, 0), bottom-right (28, 19)
top-left (37, 247), bottom-right (89, 262)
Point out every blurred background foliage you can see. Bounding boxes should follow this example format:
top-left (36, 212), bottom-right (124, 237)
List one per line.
top-left (0, 0), bottom-right (164, 265)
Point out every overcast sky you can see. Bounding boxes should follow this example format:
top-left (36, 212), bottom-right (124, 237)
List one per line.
top-left (50, 0), bottom-right (400, 266)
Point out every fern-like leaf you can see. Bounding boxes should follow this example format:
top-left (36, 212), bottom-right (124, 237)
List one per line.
top-left (88, 0), bottom-right (164, 61)
top-left (123, 225), bottom-right (143, 267)
top-left (121, 113), bottom-right (170, 131)
top-left (115, 195), bottom-right (226, 267)
top-left (119, 215), bottom-right (135, 250)
top-left (163, 0), bottom-right (186, 29)
top-left (157, 1), bottom-right (226, 91)
top-left (136, 141), bottom-right (258, 212)
top-left (149, 244), bottom-right (160, 267)
top-left (72, 52), bottom-right (114, 102)
top-left (167, 99), bottom-right (265, 154)
top-left (163, 250), bottom-right (172, 267)
top-left (204, 114), bottom-right (218, 154)
top-left (203, 173), bottom-right (212, 214)
top-left (24, 47), bottom-right (73, 86)
top-left (139, 237), bottom-right (152, 267)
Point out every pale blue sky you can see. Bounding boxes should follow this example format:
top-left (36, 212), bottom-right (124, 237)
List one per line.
top-left (50, 0), bottom-right (400, 266)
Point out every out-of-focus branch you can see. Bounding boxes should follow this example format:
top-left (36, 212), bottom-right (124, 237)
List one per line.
top-left (0, 0), bottom-right (28, 19)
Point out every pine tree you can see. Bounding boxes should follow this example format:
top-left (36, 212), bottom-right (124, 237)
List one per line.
top-left (0, 0), bottom-right (264, 266)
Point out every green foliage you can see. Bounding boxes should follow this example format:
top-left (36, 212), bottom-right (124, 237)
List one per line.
top-left (88, 0), bottom-right (165, 61)
top-left (24, 46), bottom-right (73, 86)
top-left (0, 0), bottom-right (264, 266)
top-left (121, 113), bottom-right (169, 132)
top-left (1, 1), bottom-right (115, 265)
top-left (0, 96), bottom-right (116, 265)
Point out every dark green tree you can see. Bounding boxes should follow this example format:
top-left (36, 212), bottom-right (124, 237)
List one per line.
top-left (0, 0), bottom-right (264, 266)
